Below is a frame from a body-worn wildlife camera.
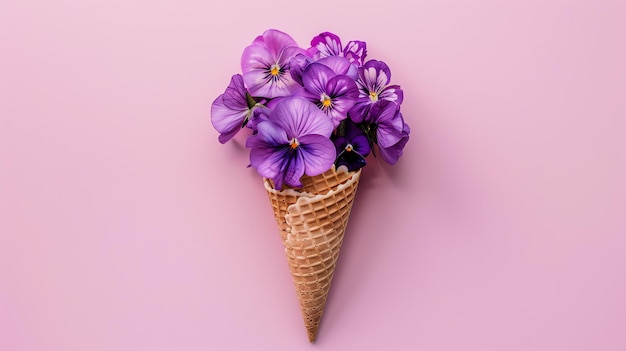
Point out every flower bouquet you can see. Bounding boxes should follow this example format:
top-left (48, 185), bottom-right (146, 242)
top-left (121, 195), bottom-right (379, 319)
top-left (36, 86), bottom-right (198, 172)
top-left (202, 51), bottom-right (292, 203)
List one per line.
top-left (210, 29), bottom-right (409, 342)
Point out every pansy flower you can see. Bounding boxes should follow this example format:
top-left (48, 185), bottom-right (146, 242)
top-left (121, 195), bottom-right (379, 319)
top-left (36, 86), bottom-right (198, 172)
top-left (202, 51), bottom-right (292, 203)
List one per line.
top-left (308, 32), bottom-right (367, 67)
top-left (241, 29), bottom-right (306, 98)
top-left (292, 62), bottom-right (358, 127)
top-left (349, 60), bottom-right (404, 123)
top-left (332, 119), bottom-right (371, 171)
top-left (365, 101), bottom-right (410, 165)
top-left (289, 53), bottom-right (314, 86)
top-left (379, 122), bottom-right (410, 165)
top-left (246, 97), bottom-right (336, 189)
top-left (211, 74), bottom-right (264, 143)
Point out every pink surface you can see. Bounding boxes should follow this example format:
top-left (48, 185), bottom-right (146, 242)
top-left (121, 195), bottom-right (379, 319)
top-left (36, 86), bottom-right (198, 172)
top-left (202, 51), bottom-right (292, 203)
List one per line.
top-left (1, 0), bottom-right (625, 350)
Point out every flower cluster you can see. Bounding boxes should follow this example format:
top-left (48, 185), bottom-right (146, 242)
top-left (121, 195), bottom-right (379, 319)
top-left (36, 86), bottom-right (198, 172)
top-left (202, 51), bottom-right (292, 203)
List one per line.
top-left (211, 29), bottom-right (410, 189)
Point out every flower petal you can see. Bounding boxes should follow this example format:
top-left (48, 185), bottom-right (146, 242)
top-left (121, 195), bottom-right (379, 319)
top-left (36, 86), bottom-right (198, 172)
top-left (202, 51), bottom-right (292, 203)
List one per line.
top-left (241, 45), bottom-right (274, 74)
top-left (246, 121), bottom-right (295, 189)
top-left (379, 85), bottom-right (404, 105)
top-left (291, 87), bottom-right (321, 101)
top-left (360, 60), bottom-right (392, 92)
top-left (302, 63), bottom-right (335, 96)
top-left (241, 35), bottom-right (304, 98)
top-left (316, 56), bottom-right (353, 77)
top-left (255, 120), bottom-right (290, 145)
top-left (271, 97), bottom-right (334, 138)
top-left (343, 40), bottom-right (367, 66)
top-left (326, 75), bottom-right (358, 125)
top-left (289, 53), bottom-right (313, 86)
top-left (211, 94), bottom-right (248, 144)
top-left (297, 134), bottom-right (336, 176)
top-left (372, 102), bottom-right (403, 148)
top-left (335, 149), bottom-right (367, 171)
top-left (282, 149), bottom-right (305, 188)
top-left (379, 120), bottom-right (410, 165)
top-left (258, 29), bottom-right (299, 57)
top-left (348, 97), bottom-right (372, 123)
top-left (246, 105), bottom-right (271, 131)
top-left (310, 32), bottom-right (343, 58)
top-left (221, 74), bottom-right (249, 110)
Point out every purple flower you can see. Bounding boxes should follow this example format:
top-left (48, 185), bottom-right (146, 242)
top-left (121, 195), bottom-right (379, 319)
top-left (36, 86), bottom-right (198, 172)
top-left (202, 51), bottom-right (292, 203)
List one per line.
top-left (332, 120), bottom-right (371, 171)
top-left (308, 32), bottom-right (367, 66)
top-left (290, 55), bottom-right (358, 87)
top-left (289, 53), bottom-right (314, 86)
top-left (367, 101), bottom-right (410, 165)
top-left (349, 60), bottom-right (404, 123)
top-left (379, 122), bottom-right (410, 165)
top-left (245, 105), bottom-right (271, 132)
top-left (316, 56), bottom-right (358, 80)
top-left (241, 29), bottom-right (306, 99)
top-left (246, 97), bottom-right (336, 189)
top-left (292, 63), bottom-right (358, 127)
top-left (211, 74), bottom-right (262, 144)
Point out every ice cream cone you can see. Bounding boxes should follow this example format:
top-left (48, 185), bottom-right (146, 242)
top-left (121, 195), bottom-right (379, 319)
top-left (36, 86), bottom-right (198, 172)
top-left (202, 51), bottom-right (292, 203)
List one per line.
top-left (264, 165), bottom-right (361, 342)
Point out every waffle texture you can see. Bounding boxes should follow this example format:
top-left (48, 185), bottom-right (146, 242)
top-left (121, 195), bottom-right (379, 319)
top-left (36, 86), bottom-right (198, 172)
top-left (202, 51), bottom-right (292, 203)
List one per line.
top-left (264, 166), bottom-right (361, 342)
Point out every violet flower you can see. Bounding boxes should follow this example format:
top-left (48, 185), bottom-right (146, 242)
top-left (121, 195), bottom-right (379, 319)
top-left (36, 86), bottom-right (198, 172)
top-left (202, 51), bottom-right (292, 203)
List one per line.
top-left (211, 74), bottom-right (263, 144)
top-left (290, 55), bottom-right (357, 87)
top-left (289, 53), bottom-right (314, 86)
top-left (379, 122), bottom-right (410, 165)
top-left (246, 97), bottom-right (335, 189)
top-left (349, 60), bottom-right (404, 123)
top-left (292, 63), bottom-right (358, 127)
top-left (241, 29), bottom-right (306, 99)
top-left (332, 119), bottom-right (371, 171)
top-left (316, 56), bottom-right (358, 80)
top-left (308, 32), bottom-right (367, 66)
top-left (365, 101), bottom-right (410, 165)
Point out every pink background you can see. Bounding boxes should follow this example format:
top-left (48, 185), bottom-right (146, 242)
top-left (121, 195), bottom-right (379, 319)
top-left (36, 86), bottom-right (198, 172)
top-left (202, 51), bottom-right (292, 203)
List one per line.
top-left (1, 0), bottom-right (625, 350)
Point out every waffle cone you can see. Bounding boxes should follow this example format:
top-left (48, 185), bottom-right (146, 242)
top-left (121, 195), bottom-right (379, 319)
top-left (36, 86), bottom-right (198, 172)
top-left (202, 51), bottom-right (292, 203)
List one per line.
top-left (264, 165), bottom-right (361, 343)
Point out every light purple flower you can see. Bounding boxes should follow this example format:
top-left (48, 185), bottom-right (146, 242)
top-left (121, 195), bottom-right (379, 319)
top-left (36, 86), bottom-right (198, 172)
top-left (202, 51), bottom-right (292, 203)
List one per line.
top-left (349, 60), bottom-right (404, 123)
top-left (367, 101), bottom-right (410, 165)
top-left (241, 29), bottom-right (306, 99)
top-left (211, 74), bottom-right (262, 144)
top-left (308, 32), bottom-right (367, 66)
top-left (292, 63), bottom-right (358, 127)
top-left (246, 97), bottom-right (335, 189)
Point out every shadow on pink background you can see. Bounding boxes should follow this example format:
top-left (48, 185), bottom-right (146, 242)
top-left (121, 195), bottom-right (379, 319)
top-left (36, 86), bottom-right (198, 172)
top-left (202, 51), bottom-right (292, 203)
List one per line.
top-left (1, 0), bottom-right (625, 350)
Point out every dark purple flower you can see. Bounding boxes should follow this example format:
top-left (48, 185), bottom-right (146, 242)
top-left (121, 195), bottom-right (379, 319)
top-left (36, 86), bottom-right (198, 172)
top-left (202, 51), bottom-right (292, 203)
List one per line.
top-left (308, 32), bottom-right (367, 66)
top-left (246, 97), bottom-right (335, 189)
top-left (349, 60), bottom-right (404, 123)
top-left (211, 74), bottom-right (262, 144)
top-left (292, 63), bottom-right (358, 127)
top-left (367, 101), bottom-right (410, 165)
top-left (241, 29), bottom-right (306, 98)
top-left (332, 120), bottom-right (371, 171)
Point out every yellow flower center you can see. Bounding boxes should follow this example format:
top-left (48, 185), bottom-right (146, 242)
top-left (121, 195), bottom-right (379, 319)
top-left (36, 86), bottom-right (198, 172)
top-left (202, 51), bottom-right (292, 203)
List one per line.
top-left (369, 91), bottom-right (378, 102)
top-left (320, 94), bottom-right (332, 108)
top-left (345, 143), bottom-right (353, 152)
top-left (270, 64), bottom-right (280, 76)
top-left (289, 138), bottom-right (299, 149)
